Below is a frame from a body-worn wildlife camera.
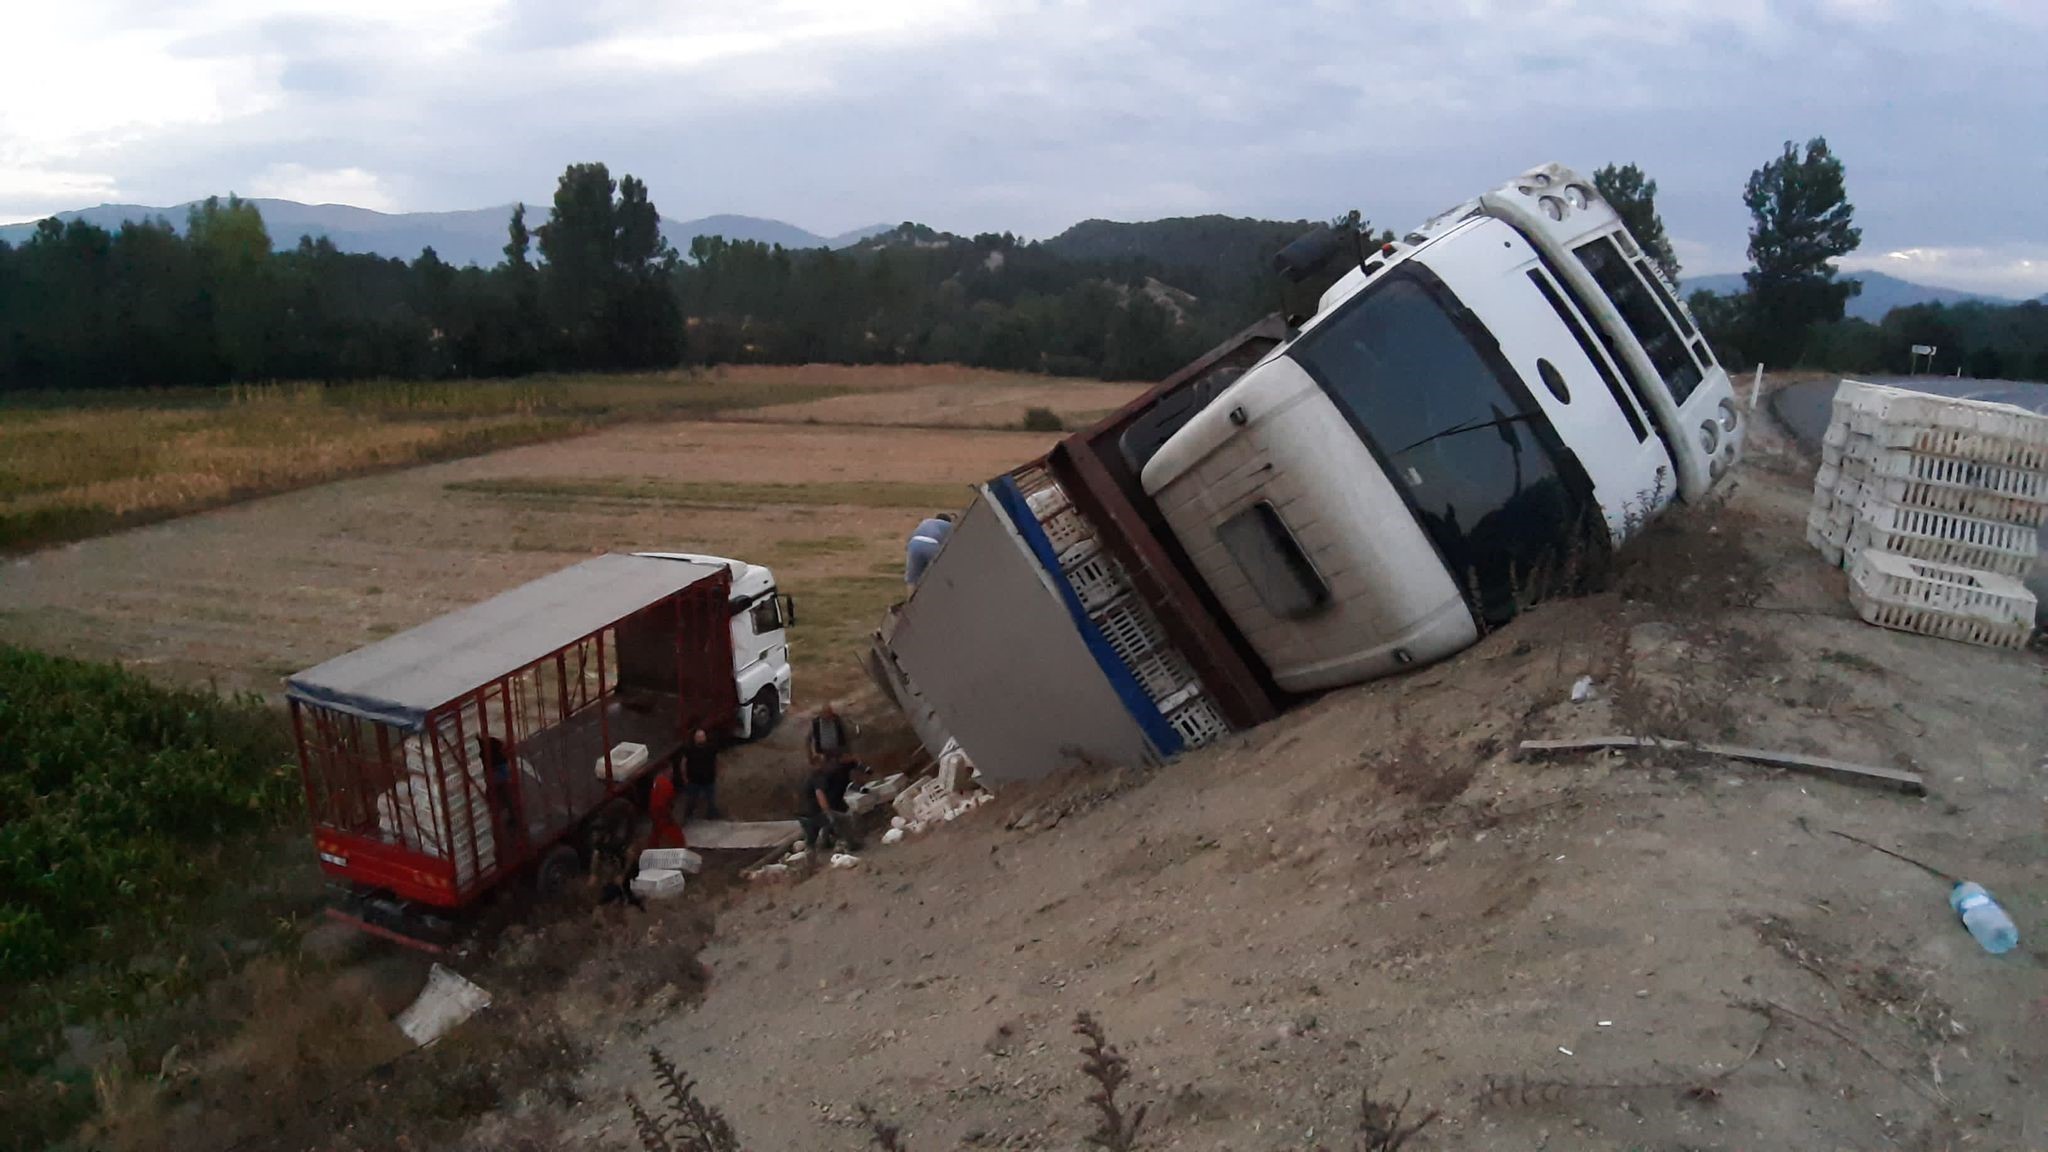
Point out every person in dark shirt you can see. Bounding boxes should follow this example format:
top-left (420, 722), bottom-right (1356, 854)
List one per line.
top-left (806, 702), bottom-right (853, 768)
top-left (678, 728), bottom-right (722, 822)
top-left (798, 755), bottom-right (866, 851)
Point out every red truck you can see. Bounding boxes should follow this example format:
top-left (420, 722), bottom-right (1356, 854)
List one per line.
top-left (285, 553), bottom-right (740, 948)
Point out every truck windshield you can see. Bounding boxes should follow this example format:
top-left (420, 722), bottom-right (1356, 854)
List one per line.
top-left (1288, 272), bottom-right (1592, 623)
top-left (1574, 235), bottom-right (1704, 404)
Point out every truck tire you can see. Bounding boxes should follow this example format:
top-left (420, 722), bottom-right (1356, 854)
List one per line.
top-left (747, 688), bottom-right (782, 741)
top-left (534, 844), bottom-right (583, 898)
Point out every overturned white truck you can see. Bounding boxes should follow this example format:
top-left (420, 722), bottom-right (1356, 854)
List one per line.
top-left (870, 164), bottom-right (1743, 782)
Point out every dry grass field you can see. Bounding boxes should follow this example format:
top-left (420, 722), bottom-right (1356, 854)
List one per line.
top-left (0, 367), bottom-right (1146, 704)
top-left (0, 364), bottom-right (1124, 554)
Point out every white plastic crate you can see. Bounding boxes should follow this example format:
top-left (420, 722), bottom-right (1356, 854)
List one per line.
top-left (1845, 499), bottom-right (2039, 577)
top-left (1847, 550), bottom-right (2036, 649)
top-left (1846, 385), bottom-right (2048, 437)
top-left (596, 741), bottom-right (649, 780)
top-left (1093, 597), bottom-right (1169, 668)
top-left (631, 868), bottom-right (687, 899)
top-left (1821, 440), bottom-right (1844, 469)
top-left (1853, 471), bottom-right (2048, 527)
top-left (1129, 647), bottom-right (1198, 701)
top-left (1037, 504), bottom-right (1095, 556)
top-left (1165, 697), bottom-right (1230, 749)
top-left (1858, 447), bottom-right (2048, 518)
top-left (1864, 423), bottom-right (2048, 473)
top-left (1064, 551), bottom-right (1130, 611)
top-left (639, 847), bottom-right (702, 874)
top-left (1813, 460), bottom-right (1840, 492)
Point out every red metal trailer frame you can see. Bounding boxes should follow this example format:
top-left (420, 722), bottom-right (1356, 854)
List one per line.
top-left (286, 556), bottom-right (738, 911)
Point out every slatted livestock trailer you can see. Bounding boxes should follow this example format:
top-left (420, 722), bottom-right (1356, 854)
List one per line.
top-left (285, 553), bottom-right (739, 947)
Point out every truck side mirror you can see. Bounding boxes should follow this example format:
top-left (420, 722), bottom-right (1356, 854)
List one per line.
top-left (780, 594), bottom-right (797, 626)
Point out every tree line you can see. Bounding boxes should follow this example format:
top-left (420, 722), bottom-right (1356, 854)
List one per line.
top-left (4, 150), bottom-right (2044, 393)
top-left (0, 164), bottom-right (1339, 392)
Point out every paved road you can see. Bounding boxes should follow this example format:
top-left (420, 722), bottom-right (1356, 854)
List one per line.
top-left (1770, 374), bottom-right (2048, 450)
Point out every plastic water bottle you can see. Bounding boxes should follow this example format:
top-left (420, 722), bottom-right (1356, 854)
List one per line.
top-left (1949, 882), bottom-right (2019, 955)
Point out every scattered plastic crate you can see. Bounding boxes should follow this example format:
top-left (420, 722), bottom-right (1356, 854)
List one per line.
top-left (1165, 697), bottom-right (1230, 749)
top-left (1845, 499), bottom-right (2039, 577)
top-left (1847, 550), bottom-right (2036, 650)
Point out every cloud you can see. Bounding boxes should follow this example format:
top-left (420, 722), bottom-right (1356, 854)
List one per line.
top-left (0, 0), bottom-right (2042, 296)
top-left (1844, 247), bottom-right (2048, 302)
top-left (247, 164), bottom-right (397, 211)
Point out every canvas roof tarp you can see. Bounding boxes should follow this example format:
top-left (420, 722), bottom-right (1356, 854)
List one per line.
top-left (286, 553), bottom-right (722, 730)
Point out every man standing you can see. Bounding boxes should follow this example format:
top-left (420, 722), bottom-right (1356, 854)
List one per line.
top-left (807, 701), bottom-right (854, 768)
top-left (678, 727), bottom-right (722, 822)
top-left (904, 512), bottom-right (955, 588)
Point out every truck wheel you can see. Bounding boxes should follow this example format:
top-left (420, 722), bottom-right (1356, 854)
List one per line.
top-left (534, 844), bottom-right (583, 898)
top-left (747, 689), bottom-right (782, 741)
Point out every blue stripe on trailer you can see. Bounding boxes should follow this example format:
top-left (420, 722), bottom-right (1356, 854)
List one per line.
top-left (986, 475), bottom-right (1185, 760)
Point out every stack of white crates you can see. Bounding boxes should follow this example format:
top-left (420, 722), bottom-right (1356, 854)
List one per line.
top-left (1009, 465), bottom-right (1232, 750)
top-left (1807, 380), bottom-right (2045, 649)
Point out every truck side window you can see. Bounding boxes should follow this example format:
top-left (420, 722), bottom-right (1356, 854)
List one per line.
top-left (748, 595), bottom-right (783, 634)
top-left (1216, 502), bottom-right (1330, 620)
top-left (1574, 235), bottom-right (1704, 405)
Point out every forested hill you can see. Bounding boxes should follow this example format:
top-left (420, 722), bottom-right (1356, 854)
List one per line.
top-left (1042, 216), bottom-right (1321, 279)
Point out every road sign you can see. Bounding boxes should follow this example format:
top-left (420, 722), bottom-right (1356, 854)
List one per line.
top-left (1911, 344), bottom-right (1937, 356)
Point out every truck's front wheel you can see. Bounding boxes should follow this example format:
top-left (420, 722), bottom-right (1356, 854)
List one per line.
top-left (747, 688), bottom-right (782, 741)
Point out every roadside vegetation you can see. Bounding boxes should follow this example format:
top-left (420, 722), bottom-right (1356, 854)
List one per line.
top-left (0, 644), bottom-right (304, 1148)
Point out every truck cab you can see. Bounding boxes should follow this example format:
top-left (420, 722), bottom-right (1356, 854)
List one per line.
top-left (635, 552), bottom-right (795, 739)
top-left (1141, 163), bottom-right (1743, 693)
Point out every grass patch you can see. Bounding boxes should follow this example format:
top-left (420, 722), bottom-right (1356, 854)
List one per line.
top-left (447, 476), bottom-right (971, 512)
top-left (766, 534), bottom-right (871, 561)
top-left (0, 369), bottom-right (883, 554)
top-left (0, 644), bottom-right (305, 1147)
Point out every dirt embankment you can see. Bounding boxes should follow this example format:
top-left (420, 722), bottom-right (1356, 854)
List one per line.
top-left (548, 424), bottom-right (2045, 1151)
top-left (26, 389), bottom-right (2048, 1151)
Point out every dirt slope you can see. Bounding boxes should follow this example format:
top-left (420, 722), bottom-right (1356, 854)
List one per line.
top-left (552, 435), bottom-right (2046, 1150)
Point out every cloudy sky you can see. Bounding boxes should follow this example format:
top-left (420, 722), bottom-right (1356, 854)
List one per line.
top-left (3, 0), bottom-right (2043, 295)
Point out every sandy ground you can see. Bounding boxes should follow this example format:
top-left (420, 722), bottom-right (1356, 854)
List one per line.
top-left (734, 378), bottom-right (1143, 430)
top-left (543, 416), bottom-right (2047, 1151)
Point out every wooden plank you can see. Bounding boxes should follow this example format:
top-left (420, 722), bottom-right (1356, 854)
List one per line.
top-left (681, 819), bottom-right (804, 850)
top-left (1518, 736), bottom-right (1926, 795)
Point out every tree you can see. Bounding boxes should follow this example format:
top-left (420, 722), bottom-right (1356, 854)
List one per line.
top-left (187, 194), bottom-right (276, 379)
top-left (1591, 163), bottom-right (1680, 283)
top-left (1742, 137), bottom-right (1861, 366)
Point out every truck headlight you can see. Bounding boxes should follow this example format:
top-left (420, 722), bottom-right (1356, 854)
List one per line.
top-left (1699, 421), bottom-right (1721, 455)
top-left (1718, 398), bottom-right (1739, 433)
top-left (1539, 196), bottom-right (1566, 221)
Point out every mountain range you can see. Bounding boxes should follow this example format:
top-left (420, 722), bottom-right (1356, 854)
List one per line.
top-left (3, 198), bottom-right (2036, 322)
top-left (1681, 270), bottom-right (2026, 323)
top-left (0, 200), bottom-right (891, 267)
